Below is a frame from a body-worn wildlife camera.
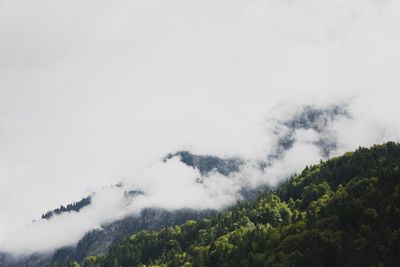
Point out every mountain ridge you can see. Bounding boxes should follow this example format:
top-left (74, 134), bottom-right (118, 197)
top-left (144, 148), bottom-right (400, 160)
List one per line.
top-left (76, 142), bottom-right (400, 267)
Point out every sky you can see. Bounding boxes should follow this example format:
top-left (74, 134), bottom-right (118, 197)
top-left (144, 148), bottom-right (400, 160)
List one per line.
top-left (1, 0), bottom-right (400, 254)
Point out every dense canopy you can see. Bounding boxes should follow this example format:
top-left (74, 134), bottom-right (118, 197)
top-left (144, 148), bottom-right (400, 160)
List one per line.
top-left (65, 142), bottom-right (400, 267)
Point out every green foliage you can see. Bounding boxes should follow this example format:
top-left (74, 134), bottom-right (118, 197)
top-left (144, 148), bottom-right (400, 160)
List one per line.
top-left (83, 255), bottom-right (105, 267)
top-left (77, 142), bottom-right (400, 267)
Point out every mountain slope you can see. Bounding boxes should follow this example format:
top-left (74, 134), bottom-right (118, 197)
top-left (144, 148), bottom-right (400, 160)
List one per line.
top-left (165, 151), bottom-right (243, 176)
top-left (1, 209), bottom-right (217, 267)
top-left (79, 142), bottom-right (400, 267)
top-left (1, 151), bottom-right (240, 267)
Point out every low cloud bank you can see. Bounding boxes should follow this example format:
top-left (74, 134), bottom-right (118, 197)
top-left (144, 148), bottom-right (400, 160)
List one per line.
top-left (2, 101), bottom-right (398, 255)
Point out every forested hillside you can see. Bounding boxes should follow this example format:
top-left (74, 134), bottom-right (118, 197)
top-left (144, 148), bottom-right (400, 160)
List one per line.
top-left (74, 142), bottom-right (400, 267)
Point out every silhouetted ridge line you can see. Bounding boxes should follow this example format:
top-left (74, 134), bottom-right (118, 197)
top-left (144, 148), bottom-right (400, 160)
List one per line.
top-left (41, 196), bottom-right (92, 220)
top-left (165, 151), bottom-right (244, 176)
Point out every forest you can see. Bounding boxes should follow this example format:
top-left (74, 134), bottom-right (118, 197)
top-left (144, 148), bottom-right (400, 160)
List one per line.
top-left (63, 142), bottom-right (400, 267)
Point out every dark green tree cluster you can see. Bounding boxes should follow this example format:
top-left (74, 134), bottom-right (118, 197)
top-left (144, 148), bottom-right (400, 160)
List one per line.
top-left (71, 142), bottom-right (400, 267)
top-left (42, 196), bottom-right (92, 219)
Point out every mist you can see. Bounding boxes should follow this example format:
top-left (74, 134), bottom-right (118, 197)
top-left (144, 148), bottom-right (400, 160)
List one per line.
top-left (1, 0), bottom-right (400, 255)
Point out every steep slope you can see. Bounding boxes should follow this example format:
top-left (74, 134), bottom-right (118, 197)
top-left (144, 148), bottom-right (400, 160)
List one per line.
top-left (1, 209), bottom-right (217, 267)
top-left (164, 151), bottom-right (243, 176)
top-left (0, 152), bottom-right (241, 267)
top-left (2, 104), bottom-right (350, 267)
top-left (50, 208), bottom-right (217, 267)
top-left (80, 142), bottom-right (400, 267)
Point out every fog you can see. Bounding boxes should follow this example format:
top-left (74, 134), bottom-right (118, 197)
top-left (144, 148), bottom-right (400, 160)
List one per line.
top-left (0, 0), bottom-right (400, 254)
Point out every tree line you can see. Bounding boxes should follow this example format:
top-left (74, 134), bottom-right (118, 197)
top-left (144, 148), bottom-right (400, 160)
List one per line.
top-left (62, 142), bottom-right (400, 267)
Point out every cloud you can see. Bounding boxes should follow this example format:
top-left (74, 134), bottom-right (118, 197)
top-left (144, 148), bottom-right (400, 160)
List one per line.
top-left (266, 103), bottom-right (351, 160)
top-left (0, 100), bottom-right (389, 255)
top-left (0, 0), bottom-right (400, 255)
top-left (0, 157), bottom-right (240, 255)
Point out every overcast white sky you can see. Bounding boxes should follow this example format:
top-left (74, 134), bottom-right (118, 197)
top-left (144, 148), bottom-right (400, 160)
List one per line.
top-left (1, 0), bottom-right (400, 254)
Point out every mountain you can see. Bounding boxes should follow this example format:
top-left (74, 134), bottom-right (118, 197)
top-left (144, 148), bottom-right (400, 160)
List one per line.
top-left (165, 151), bottom-right (244, 176)
top-left (2, 105), bottom-right (352, 267)
top-left (1, 152), bottom-right (242, 267)
top-left (76, 142), bottom-right (400, 267)
top-left (50, 208), bottom-right (217, 267)
top-left (1, 209), bottom-right (217, 267)
top-left (268, 104), bottom-right (350, 161)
